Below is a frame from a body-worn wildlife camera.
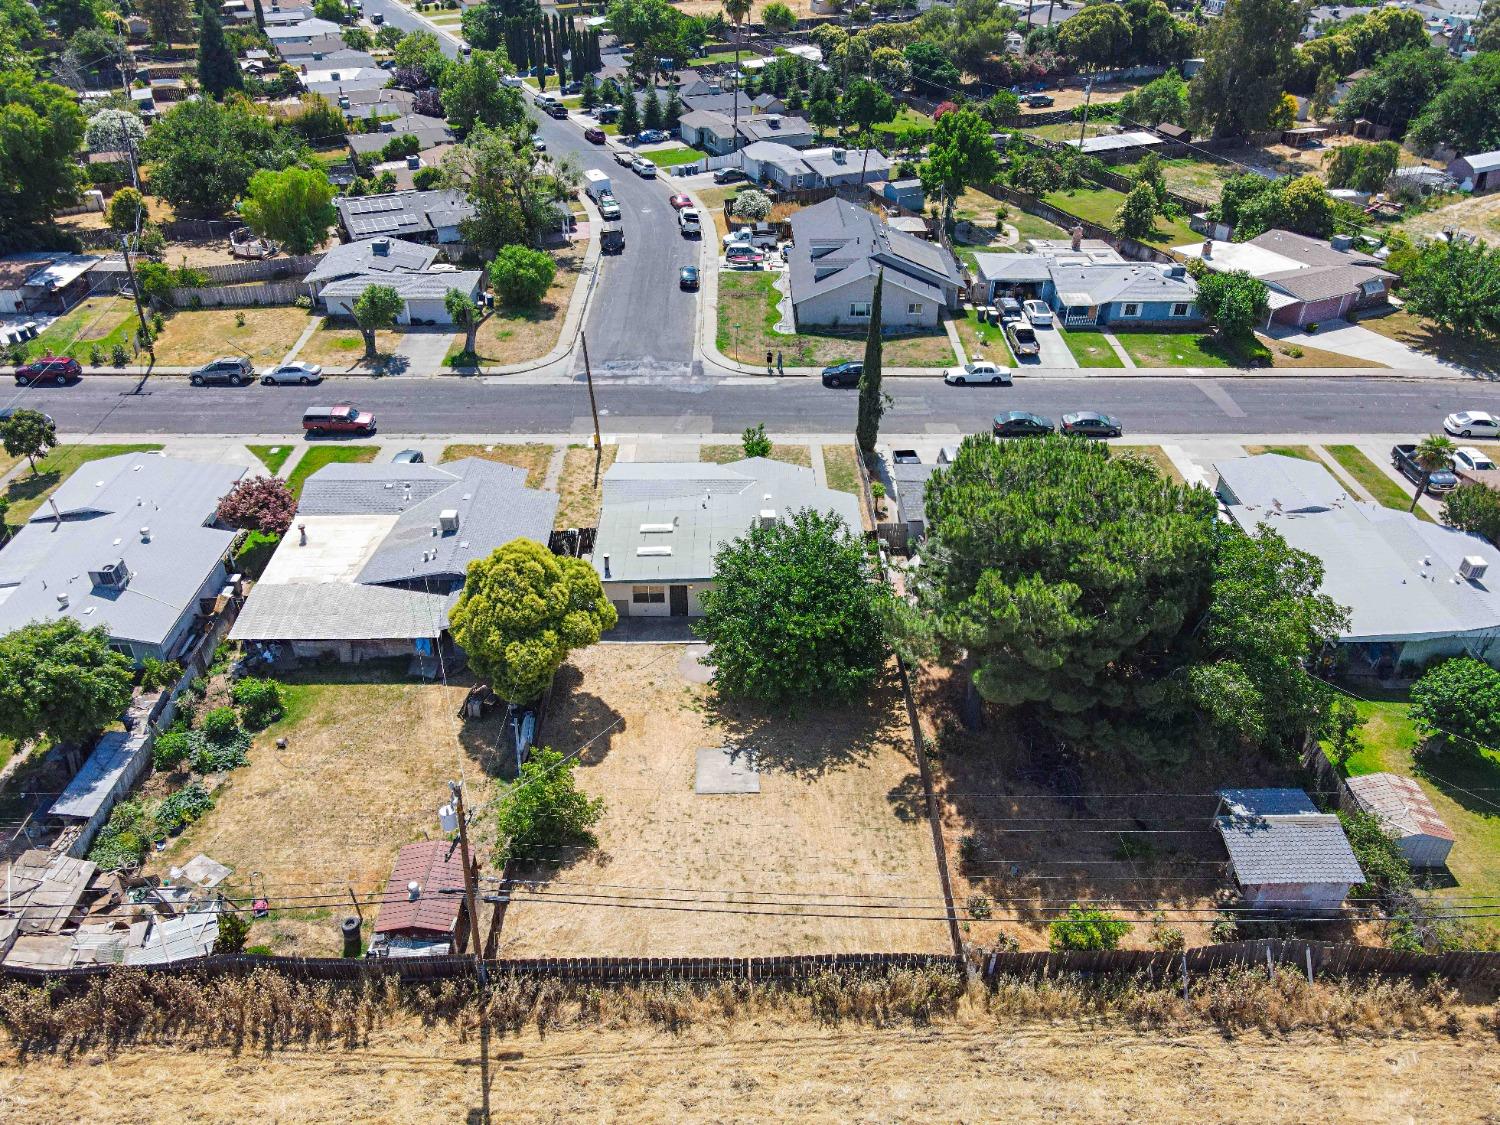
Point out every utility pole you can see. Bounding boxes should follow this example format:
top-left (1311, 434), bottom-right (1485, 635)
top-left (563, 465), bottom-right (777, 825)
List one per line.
top-left (1077, 77), bottom-right (1094, 150)
top-left (119, 218), bottom-right (155, 366)
top-left (581, 333), bottom-right (603, 486)
top-left (446, 779), bottom-right (492, 1123)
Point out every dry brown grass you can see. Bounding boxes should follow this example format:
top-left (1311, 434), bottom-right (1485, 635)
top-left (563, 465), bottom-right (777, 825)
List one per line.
top-left (500, 644), bottom-right (950, 957)
top-left (295, 325), bottom-right (412, 370)
top-left (821, 445), bottom-right (862, 497)
top-left (151, 307), bottom-right (312, 366)
top-left (469, 251), bottom-right (581, 367)
top-left (1401, 191), bottom-right (1500, 248)
top-left (441, 443), bottom-right (555, 488)
top-left (144, 671), bottom-right (508, 954)
top-left (554, 443), bottom-right (618, 529)
top-left (700, 443), bottom-right (812, 467)
top-left (1259, 332), bottom-right (1384, 369)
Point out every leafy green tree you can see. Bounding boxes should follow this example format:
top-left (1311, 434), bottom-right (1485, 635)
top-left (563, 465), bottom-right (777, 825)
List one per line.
top-left (142, 98), bottom-right (306, 217)
top-left (1266, 91), bottom-right (1299, 130)
top-left (1400, 239), bottom-right (1500, 342)
top-left (856, 271), bottom-right (884, 453)
top-left (1479, 0), bottom-right (1500, 52)
top-left (1408, 433), bottom-right (1456, 512)
top-left (903, 39), bottom-right (959, 96)
top-left (106, 187), bottom-right (146, 233)
top-left (197, 4), bottom-right (242, 99)
top-left (1408, 52), bottom-right (1500, 154)
top-left (489, 244), bottom-right (557, 307)
top-left (1337, 808), bottom-right (1413, 895)
top-left (1114, 181), bottom-right (1158, 239)
top-left (450, 538), bottom-right (617, 704)
top-left (1409, 657), bottom-right (1500, 751)
top-left (607, 0), bottom-right (677, 55)
top-left (0, 408), bottom-right (57, 470)
top-left (240, 166), bottom-right (336, 254)
top-left (1195, 270), bottom-right (1269, 339)
top-left (441, 51), bottom-right (525, 136)
top-left (762, 1), bottom-right (796, 32)
top-left (1049, 904), bottom-right (1131, 950)
top-left (1189, 0), bottom-right (1303, 137)
top-left (85, 108), bottom-right (145, 157)
top-left (497, 747), bottom-right (605, 860)
top-left (871, 46), bottom-right (910, 91)
top-left (1322, 695), bottom-right (1365, 774)
top-left (1118, 68), bottom-right (1188, 126)
top-left (1057, 1), bottom-right (1130, 70)
top-left (140, 0), bottom-right (192, 43)
top-left (740, 422), bottom-right (771, 459)
top-left (841, 77), bottom-right (895, 136)
top-left (1442, 482), bottom-right (1500, 545)
top-left (37, 0), bottom-right (103, 37)
top-left (695, 509), bottom-right (887, 704)
top-left (1334, 47), bottom-right (1453, 138)
top-left (641, 81), bottom-right (662, 130)
top-left (1310, 65), bottom-right (1338, 120)
top-left (617, 86), bottom-right (640, 135)
top-left (581, 72), bottom-right (599, 109)
top-left (0, 71), bottom-right (86, 234)
top-left (342, 25), bottom-right (373, 50)
top-left (921, 107), bottom-right (1001, 225)
top-left (442, 124), bottom-right (580, 252)
top-left (1324, 140), bottom-right (1399, 193)
top-left (0, 620), bottom-right (134, 749)
top-left (917, 0), bottom-right (1017, 74)
top-left (216, 475), bottom-right (296, 536)
top-left (351, 284), bottom-right (403, 360)
top-left (445, 288), bottom-right (489, 359)
top-left (980, 90), bottom-right (1020, 126)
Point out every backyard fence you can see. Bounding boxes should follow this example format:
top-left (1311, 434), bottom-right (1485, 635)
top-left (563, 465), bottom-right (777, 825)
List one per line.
top-left (160, 218), bottom-right (243, 241)
top-left (168, 280), bottom-right (305, 308)
top-left (187, 254), bottom-right (323, 284)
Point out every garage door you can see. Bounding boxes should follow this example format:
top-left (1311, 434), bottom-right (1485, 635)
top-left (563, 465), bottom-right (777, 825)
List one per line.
top-left (404, 297), bottom-right (451, 325)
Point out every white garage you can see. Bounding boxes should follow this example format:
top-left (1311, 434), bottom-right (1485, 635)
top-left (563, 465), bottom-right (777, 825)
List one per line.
top-left (318, 269), bottom-right (484, 326)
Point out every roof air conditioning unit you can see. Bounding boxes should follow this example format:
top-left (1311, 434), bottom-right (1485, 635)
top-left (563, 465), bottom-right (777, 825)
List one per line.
top-left (439, 509), bottom-right (460, 532)
top-left (89, 559), bottom-right (130, 589)
top-left (1460, 555), bottom-right (1488, 581)
top-left (759, 509), bottom-right (779, 529)
top-left (57, 592), bottom-right (69, 608)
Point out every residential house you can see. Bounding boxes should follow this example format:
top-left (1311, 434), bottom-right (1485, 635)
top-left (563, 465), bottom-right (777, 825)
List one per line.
top-left (230, 459), bottom-right (557, 663)
top-left (1343, 773), bottom-right (1455, 869)
top-left (275, 32), bottom-right (352, 61)
top-left (335, 188), bottom-right (474, 246)
top-left (1214, 789), bottom-right (1364, 913)
top-left (592, 458), bottom-right (861, 619)
top-left (970, 237), bottom-right (1202, 326)
top-left (266, 17), bottom-right (342, 45)
top-left (1066, 131), bottom-right (1164, 161)
top-left (1215, 453), bottom-right (1500, 671)
top-left (319, 268), bottom-right (483, 324)
top-left (1176, 229), bottom-right (1393, 327)
top-left (339, 86), bottom-right (418, 119)
top-left (0, 252), bottom-right (101, 315)
top-left (0, 453), bottom-right (245, 664)
top-left (786, 197), bottom-right (963, 331)
top-left (346, 115), bottom-right (456, 159)
top-left (679, 110), bottom-right (813, 155)
top-left (369, 841), bottom-right (469, 957)
top-left (1448, 149), bottom-right (1500, 193)
top-left (303, 236), bottom-right (440, 304)
top-left (304, 67), bottom-right (391, 98)
top-left (735, 142), bottom-right (892, 191)
top-left (677, 85), bottom-right (785, 119)
top-left (735, 113), bottom-right (814, 148)
top-left (677, 110), bottom-right (740, 155)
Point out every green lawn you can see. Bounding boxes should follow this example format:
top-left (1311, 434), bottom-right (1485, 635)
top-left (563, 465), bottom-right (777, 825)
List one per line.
top-left (285, 445), bottom-right (379, 499)
top-left (1042, 186), bottom-right (1199, 246)
top-left (1059, 328), bottom-right (1124, 368)
top-left (643, 146), bottom-right (709, 168)
top-left (953, 308), bottom-right (1017, 366)
top-left (2, 443), bottom-right (163, 532)
top-left (1111, 156), bottom-right (1236, 206)
top-left (248, 444), bottom-right (294, 475)
top-left (871, 105), bottom-right (933, 142)
top-left (1323, 696), bottom-right (1500, 903)
top-left (24, 297), bottom-right (139, 364)
top-left (1112, 330), bottom-right (1233, 368)
top-left (1324, 445), bottom-right (1435, 523)
top-left (822, 445), bottom-right (862, 496)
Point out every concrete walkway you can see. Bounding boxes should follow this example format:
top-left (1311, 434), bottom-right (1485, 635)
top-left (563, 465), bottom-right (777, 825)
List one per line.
top-left (1100, 329), bottom-right (1136, 369)
top-left (280, 315), bottom-right (321, 365)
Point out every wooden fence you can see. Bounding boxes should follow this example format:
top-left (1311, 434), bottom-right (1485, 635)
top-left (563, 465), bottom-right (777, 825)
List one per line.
top-left (169, 280), bottom-right (306, 308)
top-left (188, 255), bottom-right (323, 284)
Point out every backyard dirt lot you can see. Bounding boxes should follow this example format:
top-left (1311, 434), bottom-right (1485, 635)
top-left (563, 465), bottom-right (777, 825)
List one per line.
top-left (499, 644), bottom-right (951, 957)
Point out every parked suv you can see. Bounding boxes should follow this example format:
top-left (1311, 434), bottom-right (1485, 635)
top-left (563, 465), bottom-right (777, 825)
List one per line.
top-left (14, 355), bottom-right (82, 385)
top-left (189, 356), bottom-right (253, 386)
top-left (303, 403), bottom-right (376, 435)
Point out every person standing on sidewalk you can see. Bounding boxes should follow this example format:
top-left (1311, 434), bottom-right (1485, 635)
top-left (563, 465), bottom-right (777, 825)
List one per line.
top-left (776, 350), bottom-right (783, 375)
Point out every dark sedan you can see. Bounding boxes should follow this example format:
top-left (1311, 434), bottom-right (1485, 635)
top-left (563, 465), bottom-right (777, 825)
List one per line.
top-left (679, 265), bottom-right (700, 290)
top-left (992, 411), bottom-right (1054, 437)
top-left (820, 361), bottom-right (862, 387)
top-left (1061, 411), bottom-right (1123, 437)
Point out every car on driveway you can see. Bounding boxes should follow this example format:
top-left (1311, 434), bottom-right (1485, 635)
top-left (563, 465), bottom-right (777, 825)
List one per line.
top-left (1444, 410), bottom-right (1500, 438)
top-left (943, 359), bottom-right (1011, 385)
top-left (997, 297), bottom-right (1022, 320)
top-left (14, 355), bottom-right (81, 385)
top-left (1023, 92), bottom-right (1054, 107)
top-left (261, 361), bottom-right (323, 386)
top-left (1061, 411), bottom-right (1122, 437)
top-left (713, 167), bottom-right (747, 184)
top-left (821, 361), bottom-right (862, 387)
top-left (637, 129), bottom-right (670, 143)
top-left (613, 148), bottom-right (636, 167)
top-left (1005, 320), bottom-right (1040, 358)
top-left (392, 449), bottom-right (424, 464)
top-left (679, 265), bottom-right (699, 290)
top-left (724, 245), bottom-right (764, 266)
top-left (584, 127), bottom-right (606, 144)
top-left (1022, 299), bottom-right (1053, 326)
top-left (1454, 446), bottom-right (1497, 472)
top-left (1392, 443), bottom-right (1458, 492)
top-left (992, 410), bottom-right (1054, 437)
top-left (669, 193), bottom-right (693, 210)
top-left (631, 156), bottom-right (657, 178)
top-left (189, 356), bottom-right (253, 386)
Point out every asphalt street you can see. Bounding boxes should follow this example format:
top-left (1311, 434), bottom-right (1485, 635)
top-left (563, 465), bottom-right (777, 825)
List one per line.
top-left (361, 0), bottom-right (463, 57)
top-left (13, 375), bottom-right (1500, 437)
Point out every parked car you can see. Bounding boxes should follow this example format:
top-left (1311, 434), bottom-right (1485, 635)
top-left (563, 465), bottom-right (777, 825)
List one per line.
top-left (584, 126), bottom-right (606, 144)
top-left (631, 157), bottom-right (657, 178)
top-left (1005, 320), bottom-right (1041, 358)
top-left (724, 245), bottom-right (764, 266)
top-left (303, 403), bottom-right (376, 436)
top-left (597, 196), bottom-right (622, 221)
top-left (614, 149), bottom-right (636, 167)
top-left (679, 208), bottom-right (701, 235)
top-left (370, 11), bottom-right (383, 23)
top-left (820, 361), bottom-right (862, 387)
top-left (545, 103), bottom-right (569, 119)
top-left (562, 80), bottom-right (582, 95)
top-left (637, 129), bottom-right (669, 143)
top-left (943, 360), bottom-right (1011, 386)
top-left (1022, 299), bottom-right (1053, 326)
top-left (997, 297), bottom-right (1022, 321)
top-left (992, 411), bottom-right (1054, 437)
top-left (391, 449), bottom-right (424, 464)
top-left (669, 193), bottom-right (693, 210)
top-left (1023, 92), bottom-right (1053, 107)
top-left (1061, 411), bottom-right (1123, 437)
top-left (189, 356), bottom-right (253, 386)
top-left (679, 265), bottom-right (700, 290)
top-left (0, 406), bottom-right (53, 425)
top-left (14, 355), bottom-right (81, 385)
top-left (533, 138), bottom-right (547, 153)
top-left (261, 361), bottom-right (323, 386)
top-left (1392, 443), bottom-right (1459, 492)
top-left (1454, 446), bottom-right (1497, 472)
top-left (713, 167), bottom-right (748, 184)
top-left (1444, 410), bottom-right (1500, 438)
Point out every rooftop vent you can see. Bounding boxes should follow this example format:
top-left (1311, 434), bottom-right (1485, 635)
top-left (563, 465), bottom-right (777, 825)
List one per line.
top-left (139, 525), bottom-right (150, 542)
top-left (1330, 233), bottom-right (1354, 252)
top-left (640, 523), bottom-right (675, 533)
top-left (1460, 555), bottom-right (1488, 581)
top-left (439, 508), bottom-right (460, 532)
top-left (832, 148), bottom-right (846, 164)
top-left (373, 237), bottom-right (391, 256)
top-left (637, 546), bottom-right (673, 556)
top-left (407, 880), bottom-right (420, 901)
top-left (56, 592), bottom-right (69, 608)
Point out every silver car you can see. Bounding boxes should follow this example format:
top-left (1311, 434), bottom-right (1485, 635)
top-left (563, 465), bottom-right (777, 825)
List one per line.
top-left (261, 361), bottom-right (324, 386)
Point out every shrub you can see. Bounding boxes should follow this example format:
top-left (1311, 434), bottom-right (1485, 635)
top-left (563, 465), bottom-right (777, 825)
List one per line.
top-left (1148, 911), bottom-right (1186, 953)
top-left (1048, 904), bottom-right (1130, 951)
top-left (188, 676), bottom-right (208, 699)
top-left (190, 727), bottom-right (250, 772)
top-left (88, 799), bottom-right (157, 871)
top-left (966, 892), bottom-right (992, 920)
top-left (139, 657), bottom-right (182, 692)
top-left (232, 676), bottom-right (285, 730)
top-left (412, 166), bottom-right (442, 190)
top-left (1409, 657), bottom-right (1500, 752)
top-left (489, 244), bottom-right (557, 308)
top-left (152, 725), bottom-right (192, 770)
top-left (155, 782), bottom-right (214, 833)
top-left (957, 833), bottom-right (980, 871)
top-left (89, 344), bottom-right (103, 366)
top-left (741, 422), bottom-right (771, 459)
top-left (200, 706), bottom-right (240, 741)
top-left (1338, 808), bottom-right (1413, 896)
top-left (110, 343), bottom-right (129, 367)
top-left (214, 910), bottom-right (252, 954)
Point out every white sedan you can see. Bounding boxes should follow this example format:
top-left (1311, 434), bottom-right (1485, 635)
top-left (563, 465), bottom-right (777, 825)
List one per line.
top-left (1454, 446), bottom-right (1498, 472)
top-left (944, 360), bottom-right (1012, 386)
top-left (261, 361), bottom-right (323, 386)
top-left (1022, 299), bottom-right (1054, 326)
top-left (1444, 411), bottom-right (1500, 438)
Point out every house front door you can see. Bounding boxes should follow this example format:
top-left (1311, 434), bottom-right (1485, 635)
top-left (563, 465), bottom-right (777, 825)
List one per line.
top-left (669, 585), bottom-right (689, 616)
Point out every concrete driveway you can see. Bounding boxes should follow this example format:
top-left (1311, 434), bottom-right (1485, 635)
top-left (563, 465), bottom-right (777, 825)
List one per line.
top-left (1265, 318), bottom-right (1447, 373)
top-left (1034, 322), bottom-right (1079, 369)
top-left (392, 327), bottom-right (454, 374)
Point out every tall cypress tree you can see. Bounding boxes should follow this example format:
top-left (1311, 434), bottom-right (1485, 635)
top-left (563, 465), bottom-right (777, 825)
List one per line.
top-left (252, 0), bottom-right (266, 31)
top-left (856, 271), bottom-right (884, 454)
top-left (197, 5), bottom-right (242, 100)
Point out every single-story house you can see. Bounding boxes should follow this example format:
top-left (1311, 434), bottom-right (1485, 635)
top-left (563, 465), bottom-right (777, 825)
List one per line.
top-left (338, 87), bottom-right (418, 118)
top-left (1065, 130), bottom-right (1164, 161)
top-left (0, 252), bottom-right (101, 314)
top-left (592, 458), bottom-right (861, 619)
top-left (677, 88), bottom-right (784, 119)
top-left (292, 47), bottom-right (376, 70)
top-left (346, 115), bottom-right (456, 158)
top-left (787, 197), bottom-right (964, 331)
top-left (1216, 453), bottom-right (1500, 670)
top-left (971, 240), bottom-right (1201, 327)
top-left (1343, 772), bottom-right (1455, 869)
top-left (736, 113), bottom-right (814, 148)
top-left (1176, 229), bottom-right (1393, 327)
top-left (1447, 149), bottom-right (1500, 193)
top-left (305, 67), bottom-right (390, 98)
top-left (677, 109), bottom-right (741, 155)
top-left (335, 188), bottom-right (474, 246)
top-left (369, 840), bottom-right (469, 957)
top-left (318, 268), bottom-right (483, 324)
top-left (303, 235), bottom-right (440, 303)
top-left (266, 17), bottom-right (341, 45)
top-left (275, 32), bottom-right (351, 61)
top-left (0, 453), bottom-right (245, 664)
top-left (231, 458), bottom-right (556, 663)
top-left (734, 142), bottom-right (892, 191)
top-left (1214, 788), bottom-right (1364, 913)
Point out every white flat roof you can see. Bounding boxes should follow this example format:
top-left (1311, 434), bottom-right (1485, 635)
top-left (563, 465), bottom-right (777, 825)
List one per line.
top-left (1174, 239), bottom-right (1304, 278)
top-left (257, 514), bottom-right (398, 584)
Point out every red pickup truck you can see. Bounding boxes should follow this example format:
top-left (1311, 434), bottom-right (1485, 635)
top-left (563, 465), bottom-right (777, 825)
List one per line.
top-left (303, 403), bottom-right (376, 436)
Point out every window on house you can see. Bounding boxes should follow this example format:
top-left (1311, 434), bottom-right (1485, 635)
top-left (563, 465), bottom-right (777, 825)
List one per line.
top-left (850, 302), bottom-right (872, 318)
top-left (907, 303), bottom-right (924, 315)
top-left (1171, 303), bottom-right (1190, 317)
top-left (631, 586), bottom-right (666, 604)
top-left (1121, 303), bottom-right (1141, 317)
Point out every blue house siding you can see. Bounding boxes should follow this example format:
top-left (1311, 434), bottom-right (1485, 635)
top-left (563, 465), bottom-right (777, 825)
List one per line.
top-left (1095, 298), bottom-right (1203, 327)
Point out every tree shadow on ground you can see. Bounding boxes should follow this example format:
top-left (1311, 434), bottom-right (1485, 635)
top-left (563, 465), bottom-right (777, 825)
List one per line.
top-left (886, 771), bottom-right (926, 823)
top-left (537, 662), bottom-right (625, 767)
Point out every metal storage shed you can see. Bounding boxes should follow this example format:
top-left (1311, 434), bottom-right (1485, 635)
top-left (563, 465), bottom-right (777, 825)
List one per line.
top-left (1343, 772), bottom-right (1455, 869)
top-left (1214, 788), bottom-right (1365, 913)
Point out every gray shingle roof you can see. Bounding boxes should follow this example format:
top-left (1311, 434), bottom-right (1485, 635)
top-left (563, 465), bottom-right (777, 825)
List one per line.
top-left (1218, 788), bottom-right (1320, 817)
top-left (788, 197), bottom-right (960, 311)
top-left (230, 582), bottom-right (457, 640)
top-left (317, 269), bottom-right (482, 301)
top-left (1216, 813), bottom-right (1365, 886)
top-left (1260, 263), bottom-right (1390, 303)
top-left (335, 189), bottom-right (473, 240)
top-left (305, 237), bottom-right (438, 286)
top-left (1244, 229), bottom-right (1385, 269)
top-left (346, 116), bottom-right (455, 156)
top-left (1048, 262), bottom-right (1199, 307)
top-left (972, 254), bottom-right (1054, 285)
top-left (737, 115), bottom-right (812, 143)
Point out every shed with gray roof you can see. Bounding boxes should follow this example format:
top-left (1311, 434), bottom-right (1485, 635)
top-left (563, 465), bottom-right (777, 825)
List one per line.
top-left (1448, 149), bottom-right (1500, 193)
top-left (1214, 788), bottom-right (1364, 912)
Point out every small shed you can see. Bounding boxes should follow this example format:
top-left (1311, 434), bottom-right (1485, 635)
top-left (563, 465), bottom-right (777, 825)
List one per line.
top-left (1214, 788), bottom-right (1365, 913)
top-left (370, 840), bottom-right (468, 957)
top-left (1447, 150), bottom-right (1500, 194)
top-left (1343, 772), bottom-right (1454, 869)
top-left (1155, 122), bottom-right (1190, 144)
top-left (1280, 127), bottom-right (1328, 149)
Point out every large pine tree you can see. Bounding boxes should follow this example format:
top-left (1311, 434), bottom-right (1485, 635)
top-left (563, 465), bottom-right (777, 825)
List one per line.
top-left (855, 271), bottom-right (884, 453)
top-left (197, 4), bottom-right (242, 99)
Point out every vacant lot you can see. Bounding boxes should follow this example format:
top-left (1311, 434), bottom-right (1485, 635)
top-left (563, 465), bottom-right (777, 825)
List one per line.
top-left (1, 443), bottom-right (162, 531)
top-left (151, 307), bottom-right (310, 366)
top-left (555, 443), bottom-right (617, 529)
top-left (1401, 190), bottom-right (1500, 248)
top-left (147, 670), bottom-right (508, 954)
top-left (285, 444), bottom-right (378, 498)
top-left (442, 442), bottom-right (554, 488)
top-left (1110, 156), bottom-right (1239, 206)
top-left (954, 309), bottom-right (1018, 366)
top-left (461, 250), bottom-right (582, 367)
top-left (499, 644), bottom-right (950, 956)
